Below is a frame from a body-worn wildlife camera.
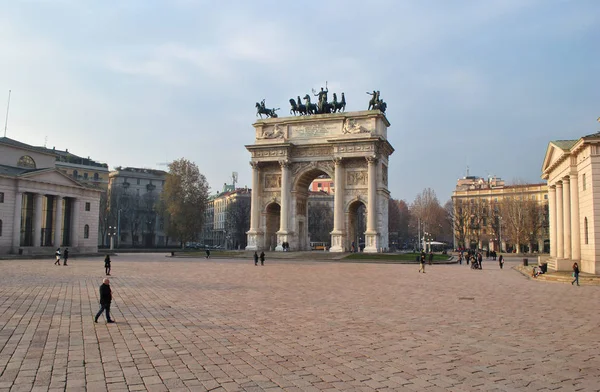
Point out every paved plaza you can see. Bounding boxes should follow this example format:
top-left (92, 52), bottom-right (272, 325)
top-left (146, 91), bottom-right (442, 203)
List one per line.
top-left (0, 254), bottom-right (599, 392)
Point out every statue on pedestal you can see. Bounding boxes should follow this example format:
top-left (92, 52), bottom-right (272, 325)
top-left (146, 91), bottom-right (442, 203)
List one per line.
top-left (256, 99), bottom-right (279, 118)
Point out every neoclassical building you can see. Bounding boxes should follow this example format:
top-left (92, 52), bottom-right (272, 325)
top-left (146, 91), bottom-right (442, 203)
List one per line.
top-left (0, 137), bottom-right (102, 255)
top-left (542, 132), bottom-right (600, 274)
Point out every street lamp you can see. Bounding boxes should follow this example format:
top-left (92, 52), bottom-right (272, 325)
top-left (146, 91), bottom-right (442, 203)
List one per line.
top-left (499, 216), bottom-right (503, 253)
top-left (108, 226), bottom-right (117, 250)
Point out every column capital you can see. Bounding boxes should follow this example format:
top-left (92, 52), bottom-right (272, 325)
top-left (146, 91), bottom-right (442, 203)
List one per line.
top-left (366, 155), bottom-right (378, 164)
top-left (569, 173), bottom-right (578, 180)
top-left (333, 157), bottom-right (343, 166)
top-left (556, 181), bottom-right (563, 188)
top-left (563, 176), bottom-right (570, 183)
top-left (249, 161), bottom-right (260, 170)
top-left (279, 160), bottom-right (290, 169)
top-left (549, 185), bottom-right (556, 192)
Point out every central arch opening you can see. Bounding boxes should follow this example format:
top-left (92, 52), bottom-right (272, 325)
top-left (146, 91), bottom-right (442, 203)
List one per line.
top-left (294, 169), bottom-right (334, 251)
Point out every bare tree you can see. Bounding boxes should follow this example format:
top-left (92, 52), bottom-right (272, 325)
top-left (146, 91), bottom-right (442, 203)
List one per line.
top-left (161, 158), bottom-right (209, 247)
top-left (225, 192), bottom-right (251, 249)
top-left (499, 196), bottom-right (528, 252)
top-left (98, 190), bottom-right (109, 246)
top-left (411, 188), bottom-right (446, 244)
top-left (308, 202), bottom-right (334, 243)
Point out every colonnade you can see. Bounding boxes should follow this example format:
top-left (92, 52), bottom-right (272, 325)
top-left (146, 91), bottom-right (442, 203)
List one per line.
top-left (12, 192), bottom-right (80, 249)
top-left (247, 156), bottom-right (380, 251)
top-left (548, 174), bottom-right (580, 261)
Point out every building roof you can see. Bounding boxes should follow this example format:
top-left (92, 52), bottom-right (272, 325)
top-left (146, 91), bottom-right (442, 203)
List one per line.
top-left (551, 140), bottom-right (578, 150)
top-left (0, 164), bottom-right (37, 177)
top-left (0, 137), bottom-right (57, 156)
top-left (111, 167), bottom-right (167, 176)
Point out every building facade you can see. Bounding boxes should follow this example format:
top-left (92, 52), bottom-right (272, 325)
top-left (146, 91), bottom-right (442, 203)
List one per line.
top-left (108, 167), bottom-right (177, 247)
top-left (0, 137), bottom-right (101, 255)
top-left (452, 175), bottom-right (549, 253)
top-left (541, 132), bottom-right (600, 274)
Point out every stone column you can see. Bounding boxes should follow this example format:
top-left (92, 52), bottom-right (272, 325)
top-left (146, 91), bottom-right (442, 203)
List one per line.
top-left (364, 156), bottom-right (379, 253)
top-left (33, 194), bottom-right (44, 247)
top-left (71, 198), bottom-right (80, 248)
top-left (330, 158), bottom-right (345, 252)
top-left (12, 192), bottom-right (23, 251)
top-left (276, 160), bottom-right (290, 251)
top-left (556, 182), bottom-right (564, 259)
top-left (245, 162), bottom-right (262, 251)
top-left (54, 196), bottom-right (63, 247)
top-left (549, 186), bottom-right (556, 257)
top-left (570, 174), bottom-right (580, 260)
top-left (562, 176), bottom-right (571, 259)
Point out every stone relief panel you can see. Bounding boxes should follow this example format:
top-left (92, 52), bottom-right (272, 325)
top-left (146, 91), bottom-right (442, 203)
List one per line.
top-left (346, 170), bottom-right (368, 187)
top-left (252, 148), bottom-right (288, 158)
top-left (291, 160), bottom-right (334, 177)
top-left (382, 164), bottom-right (388, 186)
top-left (333, 143), bottom-right (375, 154)
top-left (261, 190), bottom-right (279, 201)
top-left (289, 122), bottom-right (340, 138)
top-left (264, 174), bottom-right (281, 190)
top-left (291, 146), bottom-right (332, 158)
top-left (342, 118), bottom-right (372, 134)
top-left (259, 124), bottom-right (286, 140)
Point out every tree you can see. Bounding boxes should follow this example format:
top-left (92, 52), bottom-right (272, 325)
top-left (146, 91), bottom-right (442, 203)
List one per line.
top-left (161, 159), bottom-right (209, 247)
top-left (308, 202), bottom-right (334, 243)
top-left (389, 198), bottom-right (410, 249)
top-left (499, 196), bottom-right (528, 252)
top-left (410, 188), bottom-right (447, 246)
top-left (98, 190), bottom-right (109, 247)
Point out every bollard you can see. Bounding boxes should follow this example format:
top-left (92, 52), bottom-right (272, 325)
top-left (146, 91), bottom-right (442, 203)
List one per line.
top-left (523, 258), bottom-right (528, 266)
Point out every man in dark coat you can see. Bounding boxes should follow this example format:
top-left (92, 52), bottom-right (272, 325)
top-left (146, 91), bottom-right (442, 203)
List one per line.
top-left (260, 251), bottom-right (265, 266)
top-left (63, 248), bottom-right (69, 266)
top-left (94, 278), bottom-right (115, 323)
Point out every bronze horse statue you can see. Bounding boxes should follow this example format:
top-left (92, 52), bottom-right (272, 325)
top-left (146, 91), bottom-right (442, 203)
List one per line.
top-left (303, 95), bottom-right (318, 115)
top-left (331, 92), bottom-right (346, 113)
top-left (289, 98), bottom-right (307, 116)
top-left (256, 101), bottom-right (279, 118)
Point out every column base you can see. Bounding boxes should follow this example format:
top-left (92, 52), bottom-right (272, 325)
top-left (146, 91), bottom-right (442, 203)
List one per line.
top-left (245, 230), bottom-right (263, 251)
top-left (275, 231), bottom-right (291, 252)
top-left (363, 231), bottom-right (380, 253)
top-left (329, 230), bottom-right (345, 252)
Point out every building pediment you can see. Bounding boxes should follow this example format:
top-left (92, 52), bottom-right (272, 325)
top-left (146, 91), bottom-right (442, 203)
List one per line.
top-left (19, 168), bottom-right (84, 187)
top-left (541, 141), bottom-right (573, 178)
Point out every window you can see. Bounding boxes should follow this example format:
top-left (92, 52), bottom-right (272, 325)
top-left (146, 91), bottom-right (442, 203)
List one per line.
top-left (83, 173), bottom-right (88, 180)
top-left (544, 194), bottom-right (548, 200)
top-left (93, 173), bottom-right (99, 181)
top-left (84, 224), bottom-right (89, 239)
top-left (17, 155), bottom-right (36, 168)
top-left (137, 178), bottom-right (140, 185)
top-left (0, 192), bottom-right (4, 203)
top-left (583, 174), bottom-right (586, 191)
top-left (0, 219), bottom-right (2, 236)
top-left (85, 202), bottom-right (90, 211)
top-left (584, 217), bottom-right (589, 244)
top-left (73, 170), bottom-right (78, 179)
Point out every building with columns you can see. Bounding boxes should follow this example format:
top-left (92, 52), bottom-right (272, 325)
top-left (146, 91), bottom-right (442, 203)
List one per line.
top-left (0, 137), bottom-right (101, 255)
top-left (542, 132), bottom-right (600, 274)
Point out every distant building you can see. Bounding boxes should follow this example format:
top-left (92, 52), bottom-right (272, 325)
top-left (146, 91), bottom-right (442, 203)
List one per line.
top-left (200, 184), bottom-right (251, 249)
top-left (452, 175), bottom-right (549, 253)
top-left (108, 167), bottom-right (176, 247)
top-left (542, 132), bottom-right (600, 274)
top-left (0, 137), bottom-right (101, 255)
top-left (309, 175), bottom-right (334, 194)
top-left (52, 148), bottom-right (109, 189)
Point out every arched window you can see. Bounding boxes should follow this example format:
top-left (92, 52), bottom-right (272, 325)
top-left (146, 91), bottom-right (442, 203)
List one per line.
top-left (0, 219), bottom-right (3, 236)
top-left (17, 155), bottom-right (36, 169)
top-left (584, 218), bottom-right (588, 245)
top-left (84, 224), bottom-right (89, 239)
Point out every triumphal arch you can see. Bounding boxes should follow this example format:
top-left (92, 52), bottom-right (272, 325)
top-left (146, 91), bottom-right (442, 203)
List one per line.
top-left (245, 109), bottom-right (394, 253)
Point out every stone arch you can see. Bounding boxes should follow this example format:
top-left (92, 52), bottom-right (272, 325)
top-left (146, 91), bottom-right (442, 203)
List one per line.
top-left (347, 198), bottom-right (367, 252)
top-left (264, 201), bottom-right (281, 250)
top-left (292, 165), bottom-right (334, 191)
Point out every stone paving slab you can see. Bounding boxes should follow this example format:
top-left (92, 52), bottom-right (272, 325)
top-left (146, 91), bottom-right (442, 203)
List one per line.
top-left (0, 255), bottom-right (599, 391)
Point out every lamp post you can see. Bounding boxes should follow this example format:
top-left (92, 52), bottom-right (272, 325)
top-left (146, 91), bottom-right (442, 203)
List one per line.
top-left (108, 226), bottom-right (116, 250)
top-left (499, 216), bottom-right (503, 253)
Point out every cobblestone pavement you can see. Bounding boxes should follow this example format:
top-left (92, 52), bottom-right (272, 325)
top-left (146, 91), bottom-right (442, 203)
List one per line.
top-left (0, 255), bottom-right (599, 392)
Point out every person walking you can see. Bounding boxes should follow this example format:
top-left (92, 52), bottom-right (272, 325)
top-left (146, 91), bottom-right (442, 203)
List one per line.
top-left (418, 250), bottom-right (426, 273)
top-left (54, 248), bottom-right (61, 266)
top-left (254, 251), bottom-right (259, 266)
top-left (63, 248), bottom-right (69, 266)
top-left (571, 262), bottom-right (580, 286)
top-left (428, 251), bottom-right (434, 266)
top-left (458, 253), bottom-right (462, 265)
top-left (104, 255), bottom-right (111, 275)
top-left (260, 251), bottom-right (265, 266)
top-left (499, 254), bottom-right (504, 269)
top-left (205, 248), bottom-right (210, 259)
top-left (94, 278), bottom-right (115, 323)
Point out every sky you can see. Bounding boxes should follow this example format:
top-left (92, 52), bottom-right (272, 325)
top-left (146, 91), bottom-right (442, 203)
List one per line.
top-left (1, 0), bottom-right (599, 204)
